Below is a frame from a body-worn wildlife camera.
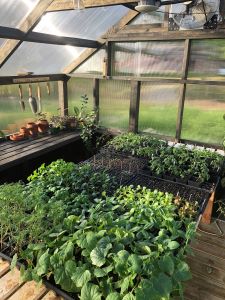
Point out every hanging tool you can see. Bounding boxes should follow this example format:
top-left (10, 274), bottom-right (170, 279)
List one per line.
top-left (37, 84), bottom-right (42, 113)
top-left (47, 82), bottom-right (50, 96)
top-left (18, 84), bottom-right (25, 111)
top-left (28, 84), bottom-right (38, 114)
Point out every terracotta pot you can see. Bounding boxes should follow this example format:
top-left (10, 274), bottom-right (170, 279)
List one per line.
top-left (19, 127), bottom-right (29, 137)
top-left (37, 119), bottom-right (49, 133)
top-left (10, 133), bottom-right (25, 141)
top-left (26, 122), bottom-right (38, 136)
top-left (67, 117), bottom-right (77, 129)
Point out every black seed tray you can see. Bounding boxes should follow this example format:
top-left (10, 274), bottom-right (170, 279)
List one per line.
top-left (126, 173), bottom-right (210, 213)
top-left (80, 152), bottom-right (148, 175)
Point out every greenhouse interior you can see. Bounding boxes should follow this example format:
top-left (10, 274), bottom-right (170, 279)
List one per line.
top-left (0, 0), bottom-right (225, 299)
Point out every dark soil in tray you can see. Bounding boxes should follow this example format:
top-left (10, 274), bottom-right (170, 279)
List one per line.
top-left (80, 152), bottom-right (148, 175)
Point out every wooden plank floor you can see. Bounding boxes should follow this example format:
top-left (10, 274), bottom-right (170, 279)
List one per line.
top-left (185, 219), bottom-right (225, 300)
top-left (0, 132), bottom-right (80, 172)
top-left (0, 259), bottom-right (64, 300)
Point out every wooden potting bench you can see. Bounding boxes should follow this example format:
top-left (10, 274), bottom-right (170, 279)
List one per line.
top-left (0, 132), bottom-right (80, 172)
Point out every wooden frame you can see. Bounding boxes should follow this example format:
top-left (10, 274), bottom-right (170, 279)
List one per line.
top-left (0, 26), bottom-right (100, 48)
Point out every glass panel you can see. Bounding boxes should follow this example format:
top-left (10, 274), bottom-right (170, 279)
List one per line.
top-left (0, 42), bottom-right (84, 76)
top-left (181, 84), bottom-right (225, 145)
top-left (188, 40), bottom-right (225, 80)
top-left (73, 48), bottom-right (106, 75)
top-left (0, 82), bottom-right (59, 135)
top-left (130, 7), bottom-right (165, 24)
top-left (34, 6), bottom-right (129, 39)
top-left (0, 0), bottom-right (39, 28)
top-left (112, 41), bottom-right (184, 78)
top-left (99, 80), bottom-right (130, 130)
top-left (68, 78), bottom-right (94, 114)
top-left (139, 83), bottom-right (181, 137)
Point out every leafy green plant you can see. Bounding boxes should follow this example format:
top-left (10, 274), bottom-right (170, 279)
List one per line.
top-left (12, 185), bottom-right (196, 299)
top-left (73, 95), bottom-right (99, 152)
top-left (108, 133), bottom-right (224, 183)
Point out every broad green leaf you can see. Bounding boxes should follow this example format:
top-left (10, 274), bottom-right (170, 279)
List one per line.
top-left (128, 254), bottom-right (142, 274)
top-left (54, 266), bottom-right (76, 292)
top-left (80, 283), bottom-right (102, 300)
top-left (36, 250), bottom-right (50, 276)
top-left (174, 261), bottom-right (192, 281)
top-left (90, 247), bottom-right (106, 267)
top-left (121, 276), bottom-right (131, 294)
top-left (72, 267), bottom-right (91, 287)
top-left (60, 241), bottom-right (74, 261)
top-left (152, 273), bottom-right (172, 297)
top-left (20, 265), bottom-right (33, 282)
top-left (94, 268), bottom-right (107, 278)
top-left (106, 292), bottom-right (121, 300)
top-left (167, 241), bottom-right (180, 250)
top-left (10, 254), bottom-right (17, 271)
top-left (122, 293), bottom-right (136, 300)
top-left (64, 260), bottom-right (76, 277)
top-left (90, 237), bottom-right (112, 267)
top-left (158, 255), bottom-right (174, 275)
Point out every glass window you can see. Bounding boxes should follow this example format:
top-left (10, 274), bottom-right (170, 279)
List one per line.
top-left (33, 6), bottom-right (129, 39)
top-left (68, 78), bottom-right (94, 114)
top-left (0, 42), bottom-right (84, 76)
top-left (0, 82), bottom-right (59, 135)
top-left (181, 84), bottom-right (225, 145)
top-left (99, 80), bottom-right (130, 130)
top-left (188, 39), bottom-right (225, 80)
top-left (0, 0), bottom-right (39, 28)
top-left (72, 48), bottom-right (106, 75)
top-left (112, 41), bottom-right (184, 78)
top-left (139, 83), bottom-right (181, 137)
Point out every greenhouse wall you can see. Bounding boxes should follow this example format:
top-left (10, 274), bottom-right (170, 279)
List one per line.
top-left (0, 82), bottom-right (58, 135)
top-left (69, 37), bottom-right (225, 146)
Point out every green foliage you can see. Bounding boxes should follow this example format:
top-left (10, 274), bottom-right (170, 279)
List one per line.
top-left (108, 133), bottom-right (224, 183)
top-left (0, 160), bottom-right (198, 299)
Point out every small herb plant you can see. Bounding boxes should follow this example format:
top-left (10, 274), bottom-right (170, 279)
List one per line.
top-left (74, 95), bottom-right (99, 152)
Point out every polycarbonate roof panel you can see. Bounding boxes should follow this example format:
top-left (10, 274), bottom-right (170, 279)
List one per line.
top-left (0, 0), bottom-right (39, 28)
top-left (33, 5), bottom-right (130, 39)
top-left (0, 38), bottom-right (6, 48)
top-left (0, 42), bottom-right (85, 76)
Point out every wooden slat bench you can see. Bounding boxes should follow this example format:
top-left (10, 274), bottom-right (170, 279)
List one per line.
top-left (0, 259), bottom-right (64, 300)
top-left (0, 132), bottom-right (80, 172)
top-left (185, 219), bottom-right (225, 300)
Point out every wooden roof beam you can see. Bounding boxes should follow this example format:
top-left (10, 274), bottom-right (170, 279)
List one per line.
top-left (63, 9), bottom-right (138, 74)
top-left (0, 26), bottom-right (100, 48)
top-left (47, 0), bottom-right (137, 12)
top-left (0, 0), bottom-right (55, 68)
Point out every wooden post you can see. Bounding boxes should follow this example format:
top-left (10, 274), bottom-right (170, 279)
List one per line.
top-left (175, 39), bottom-right (191, 141)
top-left (129, 80), bottom-right (141, 133)
top-left (106, 42), bottom-right (112, 77)
top-left (58, 80), bottom-right (68, 116)
top-left (93, 78), bottom-right (99, 123)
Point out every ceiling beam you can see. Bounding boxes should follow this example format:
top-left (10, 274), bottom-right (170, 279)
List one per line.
top-left (0, 0), bottom-right (55, 68)
top-left (0, 26), bottom-right (100, 48)
top-left (63, 9), bottom-right (138, 74)
top-left (47, 0), bottom-right (137, 12)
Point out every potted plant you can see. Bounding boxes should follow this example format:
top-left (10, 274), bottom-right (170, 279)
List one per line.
top-left (36, 112), bottom-right (49, 133)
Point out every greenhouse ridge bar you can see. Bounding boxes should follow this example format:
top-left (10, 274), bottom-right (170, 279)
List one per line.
top-left (0, 0), bottom-right (225, 299)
